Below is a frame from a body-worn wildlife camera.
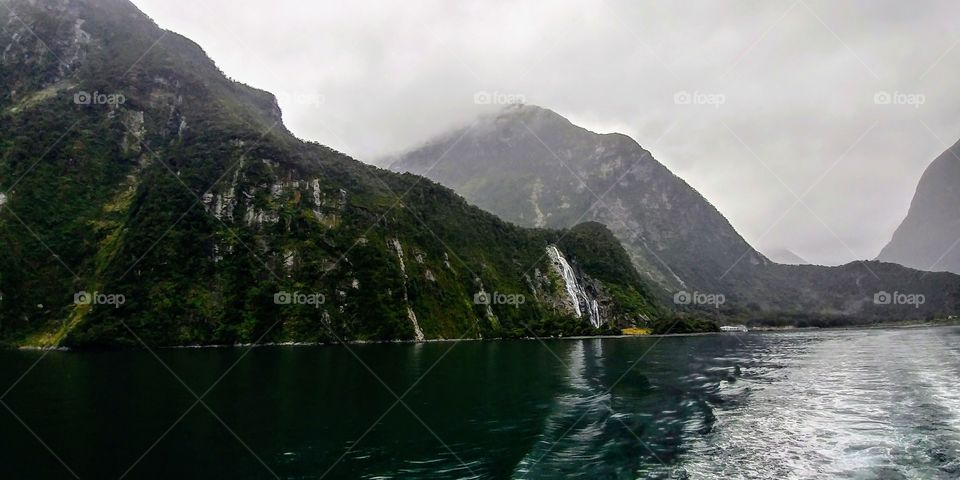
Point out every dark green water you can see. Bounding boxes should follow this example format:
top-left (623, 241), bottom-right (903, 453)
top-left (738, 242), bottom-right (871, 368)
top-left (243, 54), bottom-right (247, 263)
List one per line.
top-left (2, 327), bottom-right (959, 479)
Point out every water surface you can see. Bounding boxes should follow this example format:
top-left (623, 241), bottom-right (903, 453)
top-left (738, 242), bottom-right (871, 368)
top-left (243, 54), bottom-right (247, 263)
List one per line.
top-left (2, 326), bottom-right (959, 479)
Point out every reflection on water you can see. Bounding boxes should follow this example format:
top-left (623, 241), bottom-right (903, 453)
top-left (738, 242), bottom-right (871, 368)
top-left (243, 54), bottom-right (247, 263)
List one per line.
top-left (515, 329), bottom-right (960, 479)
top-left (513, 339), bottom-right (618, 477)
top-left (1, 327), bottom-right (959, 479)
top-left (515, 335), bottom-right (745, 480)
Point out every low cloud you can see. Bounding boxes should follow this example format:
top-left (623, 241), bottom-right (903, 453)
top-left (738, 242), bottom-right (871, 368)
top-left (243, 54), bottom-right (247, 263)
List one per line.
top-left (133, 0), bottom-right (960, 265)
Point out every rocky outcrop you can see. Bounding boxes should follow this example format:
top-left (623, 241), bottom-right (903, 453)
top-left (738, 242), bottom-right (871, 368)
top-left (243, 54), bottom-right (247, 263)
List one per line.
top-left (877, 139), bottom-right (960, 274)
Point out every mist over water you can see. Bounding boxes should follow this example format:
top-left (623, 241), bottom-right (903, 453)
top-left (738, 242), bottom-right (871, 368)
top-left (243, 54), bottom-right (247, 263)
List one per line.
top-left (2, 327), bottom-right (959, 479)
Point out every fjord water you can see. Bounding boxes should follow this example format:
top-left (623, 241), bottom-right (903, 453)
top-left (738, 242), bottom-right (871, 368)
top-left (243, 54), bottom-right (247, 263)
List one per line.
top-left (2, 327), bottom-right (959, 479)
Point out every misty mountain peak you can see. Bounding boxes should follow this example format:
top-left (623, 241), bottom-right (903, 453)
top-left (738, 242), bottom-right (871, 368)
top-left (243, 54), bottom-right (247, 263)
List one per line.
top-left (1, 0), bottom-right (286, 134)
top-left (490, 103), bottom-right (571, 126)
top-left (390, 106), bottom-right (765, 294)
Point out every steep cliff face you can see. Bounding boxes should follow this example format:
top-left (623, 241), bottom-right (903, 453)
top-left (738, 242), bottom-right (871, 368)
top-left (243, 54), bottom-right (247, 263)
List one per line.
top-left (389, 105), bottom-right (960, 322)
top-left (877, 139), bottom-right (960, 274)
top-left (0, 0), bottom-right (657, 347)
top-left (388, 105), bottom-right (768, 296)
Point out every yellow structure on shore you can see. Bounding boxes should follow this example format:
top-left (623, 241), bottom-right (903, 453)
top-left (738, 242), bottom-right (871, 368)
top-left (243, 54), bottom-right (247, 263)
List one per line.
top-left (621, 327), bottom-right (652, 336)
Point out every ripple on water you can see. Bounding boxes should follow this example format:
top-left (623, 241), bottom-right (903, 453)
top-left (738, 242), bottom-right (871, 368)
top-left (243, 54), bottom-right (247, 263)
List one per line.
top-left (677, 328), bottom-right (960, 480)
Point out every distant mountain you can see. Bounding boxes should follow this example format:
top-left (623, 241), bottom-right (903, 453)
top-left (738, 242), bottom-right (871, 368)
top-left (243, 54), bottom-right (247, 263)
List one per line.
top-left (0, 0), bottom-right (657, 347)
top-left (388, 105), bottom-right (768, 294)
top-left (389, 105), bottom-right (960, 323)
top-left (763, 248), bottom-right (810, 265)
top-left (877, 139), bottom-right (960, 274)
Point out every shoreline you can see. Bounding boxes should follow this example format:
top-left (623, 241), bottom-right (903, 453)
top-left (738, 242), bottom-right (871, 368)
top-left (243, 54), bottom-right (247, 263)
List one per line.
top-left (12, 321), bottom-right (959, 352)
top-left (750, 320), bottom-right (960, 332)
top-left (13, 331), bottom-right (721, 351)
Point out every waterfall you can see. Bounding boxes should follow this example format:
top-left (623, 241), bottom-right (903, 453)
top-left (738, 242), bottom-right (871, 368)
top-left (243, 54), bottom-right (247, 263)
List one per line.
top-left (546, 245), bottom-right (601, 328)
top-left (549, 245), bottom-right (583, 318)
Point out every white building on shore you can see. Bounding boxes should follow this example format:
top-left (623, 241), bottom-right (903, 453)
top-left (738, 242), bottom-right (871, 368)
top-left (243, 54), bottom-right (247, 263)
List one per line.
top-left (720, 325), bottom-right (749, 332)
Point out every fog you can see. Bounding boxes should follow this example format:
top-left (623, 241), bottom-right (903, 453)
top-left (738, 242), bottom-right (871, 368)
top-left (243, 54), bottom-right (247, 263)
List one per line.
top-left (132, 0), bottom-right (960, 265)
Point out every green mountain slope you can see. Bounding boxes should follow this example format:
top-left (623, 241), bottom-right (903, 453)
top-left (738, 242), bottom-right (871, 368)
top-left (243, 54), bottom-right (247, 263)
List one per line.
top-left (0, 0), bottom-right (657, 347)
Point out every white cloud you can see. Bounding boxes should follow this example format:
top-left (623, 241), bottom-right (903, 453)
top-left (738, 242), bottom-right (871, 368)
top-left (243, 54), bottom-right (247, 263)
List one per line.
top-left (132, 0), bottom-right (960, 265)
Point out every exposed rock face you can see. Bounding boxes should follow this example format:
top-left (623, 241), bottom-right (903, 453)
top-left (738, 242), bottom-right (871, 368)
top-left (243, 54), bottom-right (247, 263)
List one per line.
top-left (389, 105), bottom-right (960, 321)
top-left (1, 1), bottom-right (91, 86)
top-left (877, 139), bottom-right (960, 274)
top-left (389, 105), bottom-right (766, 296)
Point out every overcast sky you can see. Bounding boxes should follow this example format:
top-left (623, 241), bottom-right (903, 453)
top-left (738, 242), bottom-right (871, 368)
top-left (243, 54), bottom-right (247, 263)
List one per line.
top-left (132, 0), bottom-right (960, 266)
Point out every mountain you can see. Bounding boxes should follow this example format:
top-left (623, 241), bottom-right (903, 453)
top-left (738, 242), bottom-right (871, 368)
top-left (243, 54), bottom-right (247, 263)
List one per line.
top-left (387, 105), bottom-right (769, 294)
top-left (763, 248), bottom-right (810, 265)
top-left (877, 139), bottom-right (960, 274)
top-left (388, 105), bottom-right (960, 324)
top-left (0, 0), bottom-right (658, 347)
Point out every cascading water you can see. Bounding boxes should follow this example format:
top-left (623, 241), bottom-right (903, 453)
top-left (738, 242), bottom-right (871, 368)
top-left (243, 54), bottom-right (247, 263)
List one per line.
top-left (546, 245), bottom-right (601, 328)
